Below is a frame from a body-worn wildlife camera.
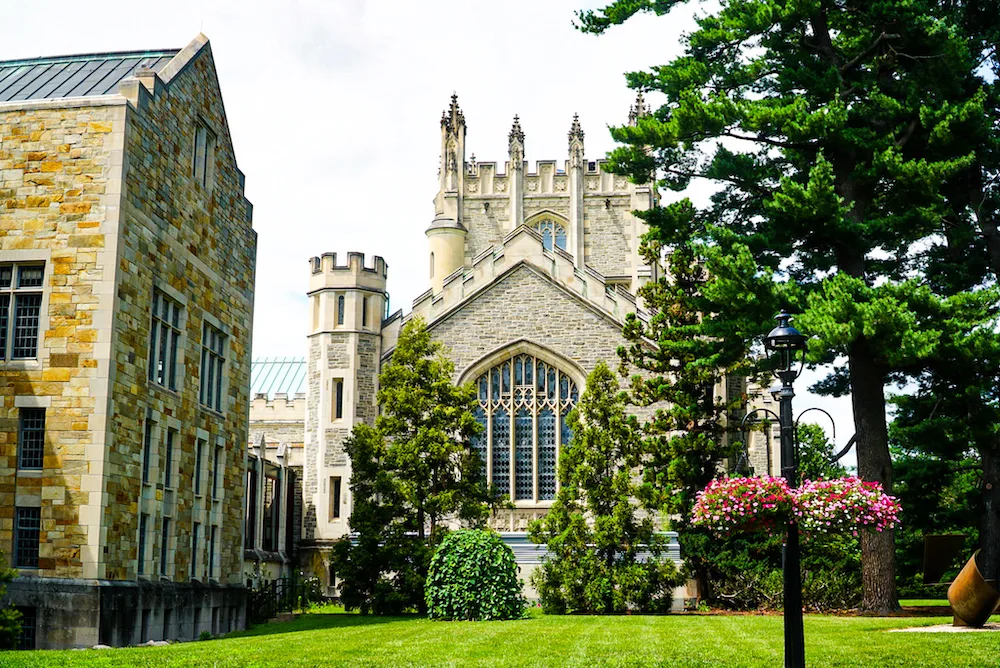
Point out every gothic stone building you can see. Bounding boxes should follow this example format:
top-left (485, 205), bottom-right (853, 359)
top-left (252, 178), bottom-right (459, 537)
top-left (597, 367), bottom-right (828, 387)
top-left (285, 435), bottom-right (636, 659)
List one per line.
top-left (0, 34), bottom-right (255, 648)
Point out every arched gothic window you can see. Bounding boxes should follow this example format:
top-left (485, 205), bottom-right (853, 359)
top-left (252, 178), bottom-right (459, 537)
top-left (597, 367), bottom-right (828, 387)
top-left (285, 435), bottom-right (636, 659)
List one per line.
top-left (532, 219), bottom-right (567, 252)
top-left (470, 354), bottom-right (578, 502)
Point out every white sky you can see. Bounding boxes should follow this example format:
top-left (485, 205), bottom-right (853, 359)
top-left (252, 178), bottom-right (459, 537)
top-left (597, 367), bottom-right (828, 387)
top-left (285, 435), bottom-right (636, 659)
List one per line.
top-left (0, 0), bottom-right (857, 464)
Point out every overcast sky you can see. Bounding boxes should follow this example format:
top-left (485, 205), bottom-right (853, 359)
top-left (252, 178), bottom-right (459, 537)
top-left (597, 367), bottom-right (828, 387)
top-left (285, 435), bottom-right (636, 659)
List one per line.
top-left (1, 0), bottom-right (857, 463)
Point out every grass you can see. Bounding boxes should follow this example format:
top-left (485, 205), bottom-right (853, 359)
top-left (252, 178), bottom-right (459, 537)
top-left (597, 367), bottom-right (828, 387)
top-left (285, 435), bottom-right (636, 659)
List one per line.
top-left (900, 599), bottom-right (950, 607)
top-left (0, 606), bottom-right (996, 668)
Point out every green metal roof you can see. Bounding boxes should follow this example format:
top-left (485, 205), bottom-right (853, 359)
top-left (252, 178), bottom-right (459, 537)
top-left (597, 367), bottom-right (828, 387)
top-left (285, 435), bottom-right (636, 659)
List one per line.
top-left (0, 49), bottom-right (179, 103)
top-left (251, 357), bottom-right (306, 398)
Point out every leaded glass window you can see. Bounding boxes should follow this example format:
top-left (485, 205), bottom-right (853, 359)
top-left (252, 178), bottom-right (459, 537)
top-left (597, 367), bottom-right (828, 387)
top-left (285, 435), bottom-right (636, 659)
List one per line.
top-left (532, 219), bottom-right (567, 251)
top-left (473, 353), bottom-right (578, 502)
top-left (0, 262), bottom-right (44, 360)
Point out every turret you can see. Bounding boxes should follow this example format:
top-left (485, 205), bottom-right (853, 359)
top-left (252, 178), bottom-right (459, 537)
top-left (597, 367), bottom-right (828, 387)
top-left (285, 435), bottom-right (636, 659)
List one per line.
top-left (428, 95), bottom-right (469, 294)
top-left (304, 252), bottom-right (387, 546)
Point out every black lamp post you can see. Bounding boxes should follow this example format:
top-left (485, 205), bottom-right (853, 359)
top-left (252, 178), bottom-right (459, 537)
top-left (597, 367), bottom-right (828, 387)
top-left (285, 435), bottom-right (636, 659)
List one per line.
top-left (764, 310), bottom-right (808, 668)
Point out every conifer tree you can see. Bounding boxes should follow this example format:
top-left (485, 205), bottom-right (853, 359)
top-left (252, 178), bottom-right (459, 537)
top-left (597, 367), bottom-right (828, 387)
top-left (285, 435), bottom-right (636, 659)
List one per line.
top-left (528, 361), bottom-right (684, 613)
top-left (618, 232), bottom-right (774, 598)
top-left (579, 0), bottom-right (998, 612)
top-left (330, 317), bottom-right (491, 614)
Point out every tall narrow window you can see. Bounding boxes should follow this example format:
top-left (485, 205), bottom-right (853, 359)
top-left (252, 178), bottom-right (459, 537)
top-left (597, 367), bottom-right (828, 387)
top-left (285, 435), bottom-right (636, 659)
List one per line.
top-left (244, 466), bottom-right (258, 549)
top-left (191, 523), bottom-right (200, 578)
top-left (475, 354), bottom-right (578, 502)
top-left (160, 517), bottom-right (171, 576)
top-left (14, 507), bottom-right (40, 568)
top-left (137, 513), bottom-right (148, 575)
top-left (0, 263), bottom-right (44, 360)
top-left (149, 290), bottom-right (182, 390)
top-left (211, 445), bottom-right (222, 500)
top-left (200, 322), bottom-right (227, 412)
top-left (331, 379), bottom-right (344, 420)
top-left (195, 438), bottom-right (205, 495)
top-left (163, 428), bottom-right (176, 488)
top-left (329, 476), bottom-right (342, 520)
top-left (262, 474), bottom-right (278, 551)
top-left (362, 297), bottom-right (368, 328)
top-left (142, 411), bottom-right (154, 484)
top-left (192, 122), bottom-right (216, 188)
top-left (336, 295), bottom-right (345, 326)
top-left (209, 526), bottom-right (217, 578)
top-left (17, 408), bottom-right (45, 470)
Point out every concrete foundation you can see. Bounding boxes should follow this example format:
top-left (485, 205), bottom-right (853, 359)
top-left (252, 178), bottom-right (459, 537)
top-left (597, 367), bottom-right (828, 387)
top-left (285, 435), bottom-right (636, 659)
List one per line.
top-left (5, 577), bottom-right (246, 649)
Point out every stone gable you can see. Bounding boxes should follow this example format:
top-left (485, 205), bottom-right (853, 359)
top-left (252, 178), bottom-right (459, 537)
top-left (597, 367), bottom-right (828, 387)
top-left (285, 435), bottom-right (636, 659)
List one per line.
top-left (428, 263), bottom-right (625, 381)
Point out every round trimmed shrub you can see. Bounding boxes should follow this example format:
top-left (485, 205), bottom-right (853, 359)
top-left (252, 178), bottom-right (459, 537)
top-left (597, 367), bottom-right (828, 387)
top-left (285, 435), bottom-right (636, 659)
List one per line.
top-left (425, 529), bottom-right (525, 620)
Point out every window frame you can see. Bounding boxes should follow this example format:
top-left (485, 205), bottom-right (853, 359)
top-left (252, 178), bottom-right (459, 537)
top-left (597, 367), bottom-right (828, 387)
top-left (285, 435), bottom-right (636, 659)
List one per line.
top-left (191, 121), bottom-right (217, 189)
top-left (199, 321), bottom-right (228, 413)
top-left (17, 407), bottom-right (45, 470)
top-left (137, 513), bottom-right (149, 576)
top-left (13, 506), bottom-right (41, 569)
top-left (0, 262), bottom-right (45, 362)
top-left (148, 289), bottom-right (183, 391)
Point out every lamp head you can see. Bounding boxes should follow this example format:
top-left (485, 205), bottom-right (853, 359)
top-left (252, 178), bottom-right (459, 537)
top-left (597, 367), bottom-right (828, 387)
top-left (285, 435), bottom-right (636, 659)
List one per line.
top-left (764, 310), bottom-right (808, 371)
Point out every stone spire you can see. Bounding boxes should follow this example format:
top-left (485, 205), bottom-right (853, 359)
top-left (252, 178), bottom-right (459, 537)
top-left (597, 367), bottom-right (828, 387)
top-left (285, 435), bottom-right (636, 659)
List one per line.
top-left (628, 91), bottom-right (648, 126)
top-left (508, 115), bottom-right (525, 171)
top-left (568, 114), bottom-right (585, 268)
top-left (568, 113), bottom-right (585, 171)
top-left (436, 93), bottom-right (467, 223)
top-left (442, 92), bottom-right (465, 132)
top-left (508, 115), bottom-right (525, 230)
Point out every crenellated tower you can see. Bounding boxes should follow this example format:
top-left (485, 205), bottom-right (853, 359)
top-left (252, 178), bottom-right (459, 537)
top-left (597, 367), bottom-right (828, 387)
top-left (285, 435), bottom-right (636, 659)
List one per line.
top-left (303, 252), bottom-right (387, 546)
top-left (425, 94), bottom-right (658, 297)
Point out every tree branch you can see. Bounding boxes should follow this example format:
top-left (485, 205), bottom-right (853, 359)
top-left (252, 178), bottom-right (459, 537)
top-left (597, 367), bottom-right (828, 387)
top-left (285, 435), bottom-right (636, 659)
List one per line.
top-left (840, 32), bottom-right (899, 72)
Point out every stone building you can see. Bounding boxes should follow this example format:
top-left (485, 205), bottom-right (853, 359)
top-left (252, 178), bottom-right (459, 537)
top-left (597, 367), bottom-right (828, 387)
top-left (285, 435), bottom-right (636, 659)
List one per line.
top-left (244, 358), bottom-right (304, 585)
top-left (0, 34), bottom-right (255, 648)
top-left (245, 95), bottom-right (768, 599)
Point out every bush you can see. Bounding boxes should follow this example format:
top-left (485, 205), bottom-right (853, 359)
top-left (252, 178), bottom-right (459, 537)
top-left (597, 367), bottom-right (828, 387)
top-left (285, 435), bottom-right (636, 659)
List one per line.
top-left (425, 530), bottom-right (525, 621)
top-left (0, 553), bottom-right (19, 649)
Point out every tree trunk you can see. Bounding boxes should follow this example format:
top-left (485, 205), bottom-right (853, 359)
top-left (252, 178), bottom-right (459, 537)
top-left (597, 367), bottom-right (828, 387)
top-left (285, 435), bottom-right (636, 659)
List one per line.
top-left (848, 338), bottom-right (901, 613)
top-left (979, 445), bottom-right (1000, 581)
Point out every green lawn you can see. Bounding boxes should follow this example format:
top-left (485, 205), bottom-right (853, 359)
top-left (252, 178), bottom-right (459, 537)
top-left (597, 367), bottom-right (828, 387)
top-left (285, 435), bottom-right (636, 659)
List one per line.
top-left (0, 607), bottom-right (995, 668)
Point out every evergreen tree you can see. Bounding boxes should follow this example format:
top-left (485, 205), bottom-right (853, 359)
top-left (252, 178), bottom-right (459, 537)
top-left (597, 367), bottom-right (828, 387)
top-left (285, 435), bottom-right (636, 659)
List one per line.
top-left (797, 423), bottom-right (846, 482)
top-left (0, 553), bottom-right (19, 649)
top-left (578, 0), bottom-right (998, 612)
top-left (528, 362), bottom-right (684, 613)
top-left (619, 232), bottom-right (776, 598)
top-left (330, 317), bottom-right (492, 614)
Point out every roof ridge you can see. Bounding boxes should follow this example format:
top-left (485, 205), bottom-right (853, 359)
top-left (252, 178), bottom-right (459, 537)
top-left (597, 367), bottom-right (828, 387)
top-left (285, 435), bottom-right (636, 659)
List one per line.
top-left (0, 49), bottom-right (180, 68)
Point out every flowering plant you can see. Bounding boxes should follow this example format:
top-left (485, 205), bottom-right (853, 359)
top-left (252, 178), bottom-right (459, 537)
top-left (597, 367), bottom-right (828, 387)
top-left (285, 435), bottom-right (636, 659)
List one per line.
top-left (691, 476), bottom-right (796, 535)
top-left (794, 476), bottom-right (900, 535)
top-left (691, 475), bottom-right (901, 537)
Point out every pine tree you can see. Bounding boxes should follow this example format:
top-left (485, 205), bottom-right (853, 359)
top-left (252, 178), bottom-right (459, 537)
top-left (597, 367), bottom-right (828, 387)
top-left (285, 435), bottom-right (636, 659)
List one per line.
top-left (528, 361), bottom-right (684, 613)
top-left (330, 317), bottom-right (492, 614)
top-left (578, 0), bottom-right (999, 612)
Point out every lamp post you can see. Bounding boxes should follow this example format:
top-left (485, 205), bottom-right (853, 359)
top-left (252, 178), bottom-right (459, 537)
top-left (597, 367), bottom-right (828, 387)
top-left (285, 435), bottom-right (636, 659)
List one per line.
top-left (764, 310), bottom-right (808, 668)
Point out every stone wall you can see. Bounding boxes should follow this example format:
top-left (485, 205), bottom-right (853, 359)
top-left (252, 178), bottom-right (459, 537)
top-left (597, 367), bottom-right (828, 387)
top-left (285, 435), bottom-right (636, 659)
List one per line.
top-left (0, 99), bottom-right (128, 580)
top-left (428, 264), bottom-right (626, 382)
top-left (106, 38), bottom-right (255, 585)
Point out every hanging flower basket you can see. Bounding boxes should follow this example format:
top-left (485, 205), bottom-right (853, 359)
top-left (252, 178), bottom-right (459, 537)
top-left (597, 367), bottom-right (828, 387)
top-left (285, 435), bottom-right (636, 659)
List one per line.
top-left (691, 476), bottom-right (796, 535)
top-left (691, 475), bottom-right (901, 537)
top-left (794, 476), bottom-right (900, 536)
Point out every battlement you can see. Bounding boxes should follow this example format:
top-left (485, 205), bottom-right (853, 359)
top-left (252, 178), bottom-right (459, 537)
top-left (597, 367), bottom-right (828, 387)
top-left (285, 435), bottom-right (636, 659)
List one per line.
top-left (250, 392), bottom-right (308, 422)
top-left (459, 160), bottom-right (639, 198)
top-left (308, 251), bottom-right (388, 294)
top-left (310, 252), bottom-right (387, 277)
top-left (464, 158), bottom-right (610, 179)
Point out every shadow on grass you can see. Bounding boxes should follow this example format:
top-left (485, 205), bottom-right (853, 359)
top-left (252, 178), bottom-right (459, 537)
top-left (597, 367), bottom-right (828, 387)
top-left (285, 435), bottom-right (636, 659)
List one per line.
top-left (233, 610), bottom-right (421, 638)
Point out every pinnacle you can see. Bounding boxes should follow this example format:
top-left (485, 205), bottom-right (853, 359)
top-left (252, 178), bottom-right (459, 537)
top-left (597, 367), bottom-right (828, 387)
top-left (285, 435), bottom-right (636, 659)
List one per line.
top-left (509, 115), bottom-right (524, 145)
top-left (443, 92), bottom-right (465, 129)
top-left (628, 91), bottom-right (648, 125)
top-left (568, 113), bottom-right (584, 143)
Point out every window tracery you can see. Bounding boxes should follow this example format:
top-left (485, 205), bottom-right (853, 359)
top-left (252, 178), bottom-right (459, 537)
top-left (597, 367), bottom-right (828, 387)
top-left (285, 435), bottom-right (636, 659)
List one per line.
top-left (532, 219), bottom-right (567, 252)
top-left (471, 354), bottom-right (578, 502)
